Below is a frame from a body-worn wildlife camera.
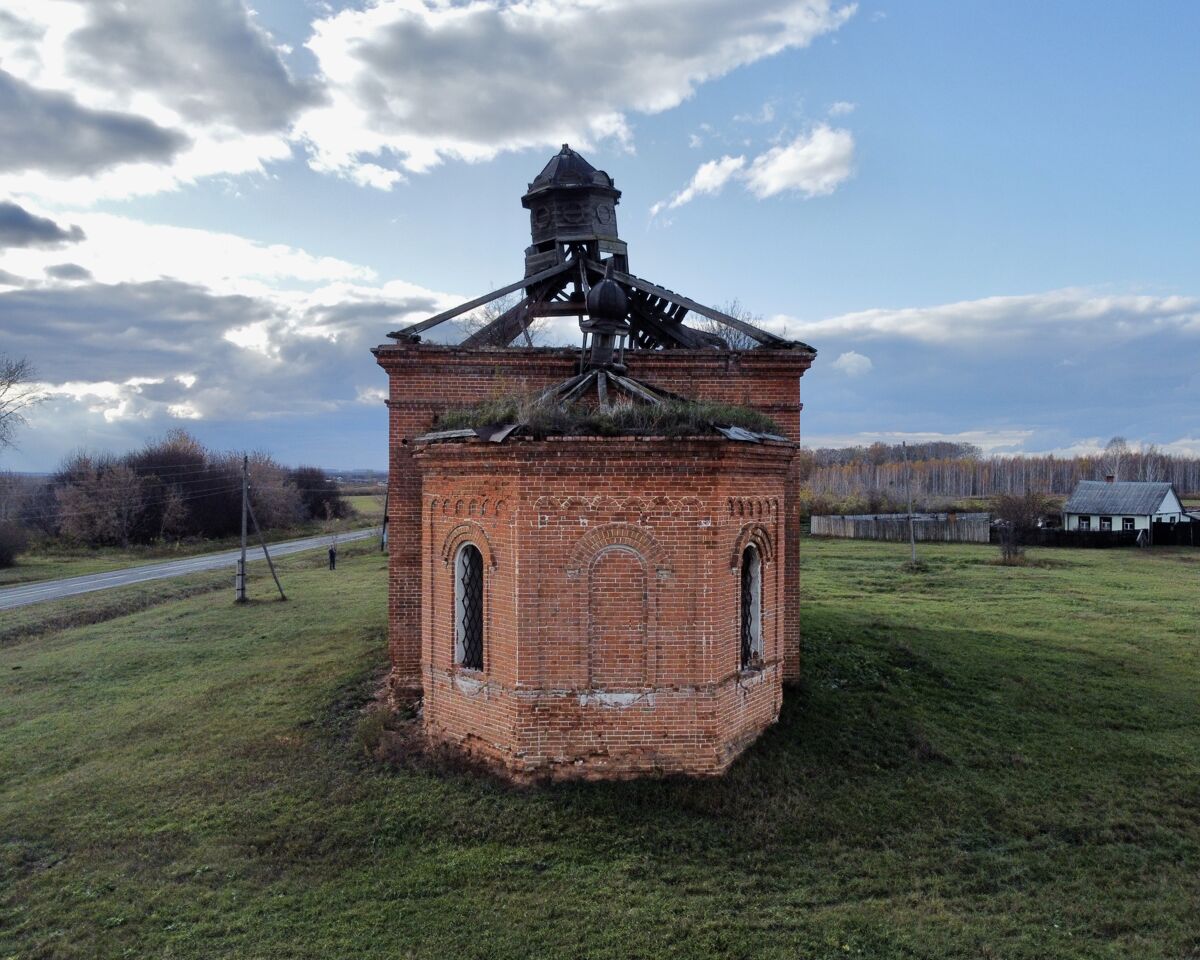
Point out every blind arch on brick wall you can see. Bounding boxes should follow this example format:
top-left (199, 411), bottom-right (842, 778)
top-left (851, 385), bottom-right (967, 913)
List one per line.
top-left (565, 523), bottom-right (672, 580)
top-left (586, 545), bottom-right (650, 690)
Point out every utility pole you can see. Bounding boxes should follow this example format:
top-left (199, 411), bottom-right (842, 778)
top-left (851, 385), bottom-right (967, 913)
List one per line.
top-left (903, 441), bottom-right (917, 565)
top-left (246, 491), bottom-right (286, 601)
top-left (236, 454), bottom-right (248, 602)
top-left (380, 483), bottom-right (389, 552)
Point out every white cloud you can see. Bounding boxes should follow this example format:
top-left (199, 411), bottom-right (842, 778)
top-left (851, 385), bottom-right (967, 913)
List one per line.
top-left (743, 124), bottom-right (855, 198)
top-left (1, 213), bottom-right (460, 444)
top-left (299, 0), bottom-right (855, 184)
top-left (650, 155), bottom-right (747, 216)
top-left (734, 100), bottom-right (778, 124)
top-left (0, 1), bottom-right (309, 203)
top-left (830, 350), bottom-right (872, 376)
top-left (652, 123), bottom-right (855, 212)
top-left (805, 429), bottom-right (1036, 454)
top-left (0, 212), bottom-right (373, 292)
top-left (770, 289), bottom-right (1200, 345)
top-left (356, 386), bottom-right (389, 405)
top-left (828, 100), bottom-right (855, 116)
top-left (0, 1), bottom-right (857, 200)
top-left (1022, 436), bottom-right (1200, 458)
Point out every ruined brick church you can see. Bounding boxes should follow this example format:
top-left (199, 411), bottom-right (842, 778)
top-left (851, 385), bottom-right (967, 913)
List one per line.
top-left (374, 146), bottom-right (815, 779)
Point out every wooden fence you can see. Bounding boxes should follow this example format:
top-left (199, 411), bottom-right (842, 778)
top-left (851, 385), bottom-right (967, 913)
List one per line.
top-left (810, 512), bottom-right (991, 544)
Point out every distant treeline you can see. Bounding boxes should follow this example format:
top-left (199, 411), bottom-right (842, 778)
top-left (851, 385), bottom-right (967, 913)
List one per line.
top-left (798, 440), bottom-right (1200, 515)
top-left (0, 430), bottom-right (349, 549)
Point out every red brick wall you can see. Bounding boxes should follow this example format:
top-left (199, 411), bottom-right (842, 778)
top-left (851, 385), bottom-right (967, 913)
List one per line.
top-left (375, 343), bottom-right (813, 696)
top-left (414, 438), bottom-right (791, 778)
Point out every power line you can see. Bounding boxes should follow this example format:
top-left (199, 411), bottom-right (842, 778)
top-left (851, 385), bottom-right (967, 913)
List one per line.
top-left (12, 483), bottom-right (244, 522)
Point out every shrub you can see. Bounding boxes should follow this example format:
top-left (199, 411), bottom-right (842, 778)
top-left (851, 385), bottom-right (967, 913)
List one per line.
top-left (46, 431), bottom-right (302, 546)
top-left (0, 520), bottom-right (29, 567)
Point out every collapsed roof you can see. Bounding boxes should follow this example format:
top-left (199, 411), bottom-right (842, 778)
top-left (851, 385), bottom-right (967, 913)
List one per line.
top-left (389, 144), bottom-right (815, 356)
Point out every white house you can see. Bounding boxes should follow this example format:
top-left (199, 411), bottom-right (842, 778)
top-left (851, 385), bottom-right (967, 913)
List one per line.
top-left (1062, 479), bottom-right (1189, 533)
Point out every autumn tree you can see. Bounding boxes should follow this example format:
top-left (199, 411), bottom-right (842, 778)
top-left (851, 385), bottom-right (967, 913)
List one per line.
top-left (55, 456), bottom-right (146, 547)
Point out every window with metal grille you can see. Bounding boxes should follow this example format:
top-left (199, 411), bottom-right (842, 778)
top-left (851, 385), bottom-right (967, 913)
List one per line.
top-left (455, 544), bottom-right (484, 671)
top-left (740, 545), bottom-right (762, 669)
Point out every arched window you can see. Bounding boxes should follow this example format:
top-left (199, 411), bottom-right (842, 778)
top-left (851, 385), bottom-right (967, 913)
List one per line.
top-left (455, 544), bottom-right (484, 670)
top-left (740, 544), bottom-right (762, 668)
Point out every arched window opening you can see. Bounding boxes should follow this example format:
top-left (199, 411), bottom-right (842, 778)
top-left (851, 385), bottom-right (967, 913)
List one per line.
top-left (455, 544), bottom-right (484, 670)
top-left (740, 544), bottom-right (762, 669)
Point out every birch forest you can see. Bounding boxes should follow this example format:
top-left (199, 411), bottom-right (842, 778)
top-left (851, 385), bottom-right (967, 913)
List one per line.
top-left (798, 439), bottom-right (1200, 514)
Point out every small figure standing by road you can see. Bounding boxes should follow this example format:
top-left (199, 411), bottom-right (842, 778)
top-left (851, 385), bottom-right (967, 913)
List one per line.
top-left (328, 543), bottom-right (337, 571)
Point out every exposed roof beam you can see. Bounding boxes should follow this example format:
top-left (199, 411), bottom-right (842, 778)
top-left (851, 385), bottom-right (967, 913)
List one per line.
top-left (389, 259), bottom-right (575, 338)
top-left (586, 259), bottom-right (806, 350)
top-left (628, 297), bottom-right (710, 350)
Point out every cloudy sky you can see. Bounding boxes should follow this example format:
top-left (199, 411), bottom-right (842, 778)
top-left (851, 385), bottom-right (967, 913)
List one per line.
top-left (1, 0), bottom-right (1197, 471)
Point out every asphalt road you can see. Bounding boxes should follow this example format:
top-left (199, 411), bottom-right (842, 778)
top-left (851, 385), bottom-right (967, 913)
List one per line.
top-left (0, 528), bottom-right (379, 611)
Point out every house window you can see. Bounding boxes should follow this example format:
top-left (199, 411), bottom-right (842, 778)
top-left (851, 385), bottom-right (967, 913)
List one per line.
top-left (1122, 517), bottom-right (1135, 531)
top-left (1099, 516), bottom-right (1112, 531)
top-left (740, 545), bottom-right (762, 669)
top-left (1078, 516), bottom-right (1091, 531)
top-left (454, 544), bottom-right (484, 670)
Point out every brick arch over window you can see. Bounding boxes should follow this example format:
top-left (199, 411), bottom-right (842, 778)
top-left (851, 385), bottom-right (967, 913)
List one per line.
top-left (566, 523), bottom-right (672, 580)
top-left (729, 523), bottom-right (775, 571)
top-left (440, 521), bottom-right (498, 569)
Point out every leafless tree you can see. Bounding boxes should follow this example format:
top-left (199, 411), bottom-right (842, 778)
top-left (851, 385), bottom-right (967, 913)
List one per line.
top-left (460, 292), bottom-right (547, 346)
top-left (99, 464), bottom-right (146, 547)
top-left (244, 452), bottom-right (304, 529)
top-left (1101, 436), bottom-right (1130, 480)
top-left (993, 491), bottom-right (1050, 564)
top-left (0, 354), bottom-right (43, 451)
top-left (158, 485), bottom-right (188, 541)
top-left (692, 298), bottom-right (764, 351)
top-left (0, 471), bottom-right (27, 521)
top-left (1137, 443), bottom-right (1165, 482)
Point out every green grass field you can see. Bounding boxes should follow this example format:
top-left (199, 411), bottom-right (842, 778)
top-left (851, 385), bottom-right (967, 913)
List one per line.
top-left (345, 492), bottom-right (386, 523)
top-left (2, 539), bottom-right (1197, 959)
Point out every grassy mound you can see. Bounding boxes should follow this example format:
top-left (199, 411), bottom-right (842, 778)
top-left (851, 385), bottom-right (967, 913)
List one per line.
top-left (433, 395), bottom-right (780, 438)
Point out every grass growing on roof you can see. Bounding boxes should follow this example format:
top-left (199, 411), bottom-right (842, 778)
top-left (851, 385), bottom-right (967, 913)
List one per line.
top-left (433, 394), bottom-right (781, 438)
top-left (2, 540), bottom-right (1199, 958)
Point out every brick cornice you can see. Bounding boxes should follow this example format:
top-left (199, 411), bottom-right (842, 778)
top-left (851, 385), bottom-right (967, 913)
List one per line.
top-left (373, 342), bottom-right (814, 378)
